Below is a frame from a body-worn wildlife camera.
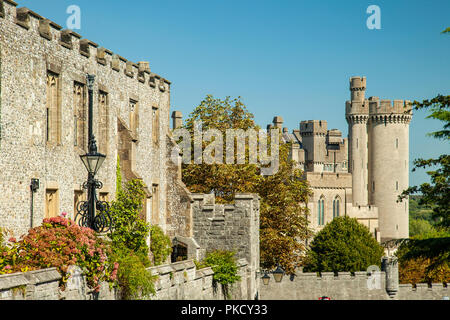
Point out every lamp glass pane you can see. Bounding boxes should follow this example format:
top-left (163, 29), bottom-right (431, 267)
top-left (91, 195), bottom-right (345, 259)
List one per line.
top-left (80, 153), bottom-right (106, 175)
top-left (94, 154), bottom-right (106, 174)
top-left (273, 272), bottom-right (283, 283)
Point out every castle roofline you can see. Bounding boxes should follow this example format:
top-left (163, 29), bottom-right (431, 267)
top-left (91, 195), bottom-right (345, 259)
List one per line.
top-left (0, 1), bottom-right (171, 86)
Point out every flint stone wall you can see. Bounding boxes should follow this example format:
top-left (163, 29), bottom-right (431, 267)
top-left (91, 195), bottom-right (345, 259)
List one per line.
top-left (0, 259), bottom-right (253, 300)
top-left (192, 193), bottom-right (260, 300)
top-left (259, 269), bottom-right (448, 300)
top-left (0, 266), bottom-right (116, 300)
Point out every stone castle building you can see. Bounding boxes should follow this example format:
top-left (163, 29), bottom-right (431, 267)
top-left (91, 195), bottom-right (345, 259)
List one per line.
top-left (0, 0), bottom-right (183, 238)
top-left (271, 76), bottom-right (413, 243)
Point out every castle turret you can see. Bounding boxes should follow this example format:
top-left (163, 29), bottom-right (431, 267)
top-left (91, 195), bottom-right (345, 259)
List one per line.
top-left (346, 76), bottom-right (369, 206)
top-left (368, 98), bottom-right (412, 241)
top-left (300, 120), bottom-right (328, 172)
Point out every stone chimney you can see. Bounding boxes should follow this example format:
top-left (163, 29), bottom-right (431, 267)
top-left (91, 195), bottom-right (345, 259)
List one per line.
top-left (272, 116), bottom-right (283, 129)
top-left (172, 111), bottom-right (183, 129)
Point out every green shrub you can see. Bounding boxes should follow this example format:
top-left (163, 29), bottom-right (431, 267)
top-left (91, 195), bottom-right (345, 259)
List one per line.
top-left (110, 246), bottom-right (156, 300)
top-left (304, 216), bottom-right (384, 273)
top-left (196, 250), bottom-right (241, 299)
top-left (150, 225), bottom-right (172, 266)
top-left (108, 179), bottom-right (151, 260)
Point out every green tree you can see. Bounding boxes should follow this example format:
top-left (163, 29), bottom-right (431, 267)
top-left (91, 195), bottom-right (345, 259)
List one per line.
top-left (303, 216), bottom-right (384, 272)
top-left (181, 95), bottom-right (260, 203)
top-left (397, 94), bottom-right (449, 267)
top-left (257, 141), bottom-right (311, 274)
top-left (409, 219), bottom-right (435, 238)
top-left (396, 229), bottom-right (450, 285)
top-left (399, 95), bottom-right (449, 228)
top-left (180, 95), bottom-right (311, 274)
top-left (409, 195), bottom-right (435, 224)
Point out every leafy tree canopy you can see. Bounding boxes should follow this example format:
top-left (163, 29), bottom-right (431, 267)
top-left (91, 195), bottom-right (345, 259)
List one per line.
top-left (181, 95), bottom-right (312, 274)
top-left (303, 216), bottom-right (385, 272)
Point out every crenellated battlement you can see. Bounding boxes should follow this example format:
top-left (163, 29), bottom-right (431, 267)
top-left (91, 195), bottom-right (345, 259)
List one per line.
top-left (260, 266), bottom-right (448, 300)
top-left (346, 97), bottom-right (412, 124)
top-left (0, 0), bottom-right (170, 89)
top-left (345, 100), bottom-right (369, 118)
top-left (299, 120), bottom-right (328, 134)
top-left (369, 98), bottom-right (413, 115)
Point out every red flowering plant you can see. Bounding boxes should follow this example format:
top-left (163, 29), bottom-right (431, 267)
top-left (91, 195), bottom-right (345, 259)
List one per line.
top-left (0, 214), bottom-right (119, 292)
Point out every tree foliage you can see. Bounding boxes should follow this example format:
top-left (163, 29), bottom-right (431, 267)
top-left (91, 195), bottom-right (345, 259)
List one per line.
top-left (258, 141), bottom-right (311, 274)
top-left (399, 95), bottom-right (450, 229)
top-left (396, 230), bottom-right (450, 285)
top-left (303, 216), bottom-right (385, 272)
top-left (181, 95), bottom-right (260, 203)
top-left (181, 95), bottom-right (311, 274)
top-left (397, 94), bottom-right (449, 268)
top-left (150, 225), bottom-right (172, 266)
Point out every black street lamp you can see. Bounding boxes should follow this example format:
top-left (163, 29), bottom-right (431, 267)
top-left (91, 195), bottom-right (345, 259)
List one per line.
top-left (75, 74), bottom-right (112, 233)
top-left (272, 264), bottom-right (285, 283)
top-left (261, 272), bottom-right (271, 285)
top-left (261, 264), bottom-right (285, 285)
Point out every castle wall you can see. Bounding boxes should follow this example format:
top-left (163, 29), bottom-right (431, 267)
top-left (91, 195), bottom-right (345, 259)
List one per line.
top-left (192, 193), bottom-right (260, 300)
top-left (304, 172), bottom-right (351, 231)
top-left (0, 1), bottom-right (185, 238)
top-left (0, 260), bottom-right (254, 300)
top-left (259, 270), bottom-right (390, 300)
top-left (347, 119), bottom-right (369, 206)
top-left (259, 269), bottom-right (448, 300)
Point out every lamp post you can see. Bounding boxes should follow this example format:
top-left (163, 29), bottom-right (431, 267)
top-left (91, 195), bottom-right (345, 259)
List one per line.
top-left (75, 74), bottom-right (112, 233)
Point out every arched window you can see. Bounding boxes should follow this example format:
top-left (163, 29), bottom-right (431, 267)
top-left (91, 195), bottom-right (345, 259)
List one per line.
top-left (333, 196), bottom-right (340, 218)
top-left (318, 197), bottom-right (325, 225)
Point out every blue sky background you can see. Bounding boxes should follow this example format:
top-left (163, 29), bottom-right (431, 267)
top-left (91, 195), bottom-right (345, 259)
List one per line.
top-left (17, 0), bottom-right (450, 187)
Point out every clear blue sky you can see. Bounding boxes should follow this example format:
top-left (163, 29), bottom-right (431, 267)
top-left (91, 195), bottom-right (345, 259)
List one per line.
top-left (17, 0), bottom-right (450, 187)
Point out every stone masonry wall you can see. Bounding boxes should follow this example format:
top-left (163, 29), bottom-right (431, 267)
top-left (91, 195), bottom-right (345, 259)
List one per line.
top-left (192, 193), bottom-right (260, 300)
top-left (259, 269), bottom-right (448, 300)
top-left (0, 260), bottom-right (253, 300)
top-left (0, 266), bottom-right (116, 300)
top-left (148, 259), bottom-right (251, 300)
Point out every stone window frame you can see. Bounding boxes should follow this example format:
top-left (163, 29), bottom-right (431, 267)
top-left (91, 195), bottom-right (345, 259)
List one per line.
top-left (151, 184), bottom-right (159, 225)
top-left (45, 187), bottom-right (59, 219)
top-left (46, 71), bottom-right (62, 145)
top-left (333, 196), bottom-right (340, 218)
top-left (73, 81), bottom-right (87, 151)
top-left (98, 90), bottom-right (110, 155)
top-left (152, 106), bottom-right (159, 146)
top-left (317, 196), bottom-right (325, 226)
top-left (129, 98), bottom-right (139, 142)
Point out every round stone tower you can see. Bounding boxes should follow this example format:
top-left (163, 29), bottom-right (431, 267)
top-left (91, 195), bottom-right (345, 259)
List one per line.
top-left (368, 98), bottom-right (412, 242)
top-left (345, 76), bottom-right (369, 206)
